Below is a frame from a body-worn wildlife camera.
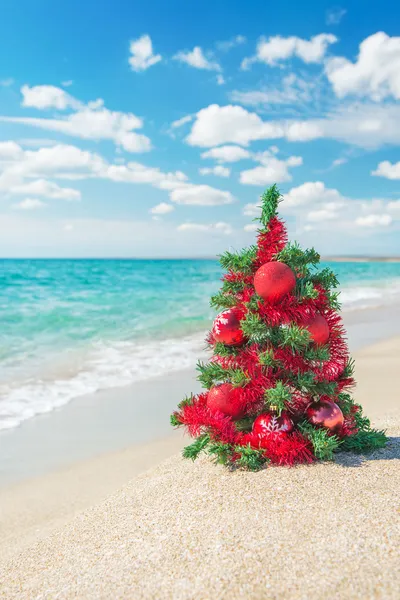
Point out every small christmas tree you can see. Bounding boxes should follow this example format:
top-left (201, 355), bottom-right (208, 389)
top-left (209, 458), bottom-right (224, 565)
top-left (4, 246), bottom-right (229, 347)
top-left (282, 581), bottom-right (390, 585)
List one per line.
top-left (171, 185), bottom-right (387, 470)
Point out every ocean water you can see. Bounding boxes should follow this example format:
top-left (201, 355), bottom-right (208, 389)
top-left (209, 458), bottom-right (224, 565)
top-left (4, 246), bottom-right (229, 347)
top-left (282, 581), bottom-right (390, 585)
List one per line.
top-left (1, 258), bottom-right (400, 431)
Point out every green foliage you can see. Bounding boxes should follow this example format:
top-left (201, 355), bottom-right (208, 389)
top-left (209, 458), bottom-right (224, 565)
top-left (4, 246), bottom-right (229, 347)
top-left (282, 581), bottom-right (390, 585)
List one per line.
top-left (258, 349), bottom-right (276, 367)
top-left (340, 429), bottom-right (387, 453)
top-left (292, 371), bottom-right (338, 397)
top-left (341, 357), bottom-right (356, 380)
top-left (221, 278), bottom-right (246, 295)
top-left (213, 342), bottom-right (241, 357)
top-left (234, 444), bottom-right (268, 471)
top-left (353, 410), bottom-right (371, 431)
top-left (326, 290), bottom-right (342, 311)
top-left (234, 416), bottom-right (255, 432)
top-left (207, 442), bottom-right (233, 465)
top-left (245, 293), bottom-right (262, 312)
top-left (241, 312), bottom-right (272, 344)
top-left (209, 291), bottom-right (237, 310)
top-left (178, 394), bottom-right (195, 409)
top-left (257, 184), bottom-right (282, 227)
top-left (310, 267), bottom-right (339, 291)
top-left (196, 361), bottom-right (249, 389)
top-left (303, 345), bottom-right (331, 363)
top-left (299, 421), bottom-right (341, 460)
top-left (219, 246), bottom-right (257, 275)
top-left (182, 434), bottom-right (210, 460)
top-left (276, 242), bottom-right (320, 277)
top-left (264, 381), bottom-right (292, 414)
top-left (296, 279), bottom-right (319, 301)
top-left (279, 323), bottom-right (311, 352)
top-left (170, 412), bottom-right (182, 427)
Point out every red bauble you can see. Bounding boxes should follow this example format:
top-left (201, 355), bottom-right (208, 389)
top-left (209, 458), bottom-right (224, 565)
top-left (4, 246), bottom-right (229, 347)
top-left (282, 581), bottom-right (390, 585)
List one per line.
top-left (253, 262), bottom-right (296, 304)
top-left (252, 411), bottom-right (294, 437)
top-left (302, 313), bottom-right (330, 346)
top-left (212, 308), bottom-right (245, 346)
top-left (207, 383), bottom-right (245, 419)
top-left (306, 400), bottom-right (344, 434)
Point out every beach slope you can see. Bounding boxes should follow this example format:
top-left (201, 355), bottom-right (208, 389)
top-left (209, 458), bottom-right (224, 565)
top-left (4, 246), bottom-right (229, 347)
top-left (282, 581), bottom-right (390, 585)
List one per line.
top-left (1, 338), bottom-right (400, 600)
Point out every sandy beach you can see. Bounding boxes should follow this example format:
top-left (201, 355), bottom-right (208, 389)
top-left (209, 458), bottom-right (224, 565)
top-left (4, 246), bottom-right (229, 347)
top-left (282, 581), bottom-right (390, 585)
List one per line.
top-left (1, 334), bottom-right (399, 599)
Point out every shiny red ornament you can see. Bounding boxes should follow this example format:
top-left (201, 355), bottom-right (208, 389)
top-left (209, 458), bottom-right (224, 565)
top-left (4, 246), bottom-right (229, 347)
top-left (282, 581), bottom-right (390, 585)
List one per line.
top-left (212, 308), bottom-right (245, 346)
top-left (253, 262), bottom-right (296, 304)
top-left (207, 383), bottom-right (245, 419)
top-left (306, 400), bottom-right (344, 434)
top-left (252, 411), bottom-right (294, 437)
top-left (303, 313), bottom-right (330, 346)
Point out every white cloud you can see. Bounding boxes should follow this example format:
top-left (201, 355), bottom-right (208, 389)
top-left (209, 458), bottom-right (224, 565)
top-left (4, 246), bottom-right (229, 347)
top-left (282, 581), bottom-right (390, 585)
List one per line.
top-left (372, 160), bottom-right (400, 180)
top-left (62, 80), bottom-right (73, 87)
top-left (387, 200), bottom-right (400, 213)
top-left (12, 198), bottom-right (46, 210)
top-left (187, 102), bottom-right (400, 149)
top-left (230, 74), bottom-right (314, 107)
top-left (201, 145), bottom-right (251, 163)
top-left (216, 74), bottom-right (226, 85)
top-left (199, 165), bottom-right (231, 178)
top-left (150, 202), bottom-right (174, 215)
top-left (326, 7), bottom-right (347, 25)
top-left (242, 33), bottom-right (337, 69)
top-left (170, 115), bottom-right (193, 129)
top-left (325, 32), bottom-right (400, 101)
top-left (244, 223), bottom-right (259, 232)
top-left (283, 181), bottom-right (344, 209)
top-left (170, 184), bottom-right (235, 206)
top-left (173, 47), bottom-right (221, 71)
top-left (186, 104), bottom-right (285, 147)
top-left (240, 154), bottom-right (302, 185)
top-left (177, 222), bottom-right (233, 235)
top-left (355, 214), bottom-right (392, 227)
top-left (1, 107), bottom-right (151, 154)
top-left (19, 138), bottom-right (59, 148)
top-left (243, 203), bottom-right (260, 216)
top-left (129, 34), bottom-right (162, 72)
top-left (307, 203), bottom-right (342, 222)
top-left (332, 157), bottom-right (347, 167)
top-left (21, 84), bottom-right (80, 110)
top-left (0, 141), bottom-right (23, 160)
top-left (216, 35), bottom-right (246, 52)
top-left (9, 179), bottom-right (81, 200)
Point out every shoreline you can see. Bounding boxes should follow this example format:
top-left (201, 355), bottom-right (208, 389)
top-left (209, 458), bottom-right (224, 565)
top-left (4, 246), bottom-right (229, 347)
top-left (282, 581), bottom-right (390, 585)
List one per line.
top-left (1, 335), bottom-right (399, 598)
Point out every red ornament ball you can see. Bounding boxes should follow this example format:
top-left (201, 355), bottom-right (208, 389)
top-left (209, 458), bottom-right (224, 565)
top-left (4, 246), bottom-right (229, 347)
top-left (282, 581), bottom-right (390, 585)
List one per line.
top-left (252, 411), bottom-right (294, 438)
top-left (207, 383), bottom-right (245, 419)
top-left (303, 313), bottom-right (330, 346)
top-left (253, 262), bottom-right (296, 304)
top-left (306, 400), bottom-right (344, 434)
top-left (212, 308), bottom-right (245, 346)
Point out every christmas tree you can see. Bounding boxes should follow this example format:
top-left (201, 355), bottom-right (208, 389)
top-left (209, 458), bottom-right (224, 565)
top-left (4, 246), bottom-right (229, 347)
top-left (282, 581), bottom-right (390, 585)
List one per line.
top-left (171, 185), bottom-right (387, 470)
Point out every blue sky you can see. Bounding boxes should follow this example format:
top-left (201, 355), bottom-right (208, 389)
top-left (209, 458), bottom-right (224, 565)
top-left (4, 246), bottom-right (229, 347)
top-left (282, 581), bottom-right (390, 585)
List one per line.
top-left (0, 0), bottom-right (400, 257)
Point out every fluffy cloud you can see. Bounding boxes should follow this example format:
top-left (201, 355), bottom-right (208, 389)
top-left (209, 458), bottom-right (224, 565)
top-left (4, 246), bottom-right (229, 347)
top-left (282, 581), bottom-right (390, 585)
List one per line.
top-left (8, 179), bottom-right (81, 200)
top-left (283, 181), bottom-right (345, 209)
top-left (177, 222), bottom-right (232, 235)
top-left (150, 202), bottom-right (174, 215)
top-left (199, 165), bottom-right (230, 178)
top-left (0, 141), bottom-right (23, 160)
top-left (325, 32), bottom-right (400, 101)
top-left (231, 74), bottom-right (314, 107)
top-left (170, 115), bottom-right (193, 129)
top-left (186, 104), bottom-right (285, 147)
top-left (173, 47), bottom-right (221, 71)
top-left (372, 160), bottom-right (400, 179)
top-left (244, 223), bottom-right (259, 232)
top-left (242, 33), bottom-right (337, 69)
top-left (201, 145), bottom-right (251, 163)
top-left (240, 153), bottom-right (302, 185)
top-left (170, 184), bottom-right (235, 206)
top-left (355, 214), bottom-right (393, 227)
top-left (387, 200), bottom-right (400, 213)
top-left (216, 75), bottom-right (226, 85)
top-left (12, 198), bottom-right (46, 210)
top-left (216, 35), bottom-right (246, 52)
top-left (129, 35), bottom-right (162, 72)
top-left (21, 85), bottom-right (80, 110)
top-left (187, 102), bottom-right (400, 149)
top-left (307, 203), bottom-right (343, 222)
top-left (0, 86), bottom-right (151, 153)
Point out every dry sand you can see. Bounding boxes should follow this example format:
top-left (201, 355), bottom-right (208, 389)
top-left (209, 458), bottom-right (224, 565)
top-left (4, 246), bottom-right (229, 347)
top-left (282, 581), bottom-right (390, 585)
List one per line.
top-left (1, 337), bottom-right (400, 599)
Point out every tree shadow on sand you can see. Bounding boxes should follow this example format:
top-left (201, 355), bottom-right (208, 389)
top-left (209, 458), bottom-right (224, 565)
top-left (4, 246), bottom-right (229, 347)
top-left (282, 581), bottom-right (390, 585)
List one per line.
top-left (334, 436), bottom-right (400, 468)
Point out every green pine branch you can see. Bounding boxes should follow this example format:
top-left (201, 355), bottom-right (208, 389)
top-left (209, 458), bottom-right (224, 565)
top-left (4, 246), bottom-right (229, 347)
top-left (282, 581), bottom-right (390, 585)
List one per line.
top-left (279, 323), bottom-right (311, 352)
top-left (212, 342), bottom-right (241, 357)
top-left (241, 312), bottom-right (272, 344)
top-left (258, 349), bottom-right (277, 367)
top-left (303, 345), bottom-right (331, 362)
top-left (257, 184), bottom-right (282, 228)
top-left (264, 381), bottom-right (292, 414)
top-left (298, 421), bottom-right (341, 460)
top-left (234, 444), bottom-right (268, 471)
top-left (291, 371), bottom-right (338, 397)
top-left (182, 434), bottom-right (210, 460)
top-left (340, 429), bottom-right (387, 453)
top-left (276, 242), bottom-right (320, 277)
top-left (207, 442), bottom-right (234, 465)
top-left (196, 361), bottom-right (249, 389)
top-left (219, 246), bottom-right (257, 275)
top-left (210, 292), bottom-right (238, 310)
top-left (310, 267), bottom-right (339, 291)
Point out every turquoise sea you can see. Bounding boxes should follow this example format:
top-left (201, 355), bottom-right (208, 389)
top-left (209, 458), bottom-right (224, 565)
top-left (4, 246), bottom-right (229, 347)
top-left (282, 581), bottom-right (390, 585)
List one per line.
top-left (1, 258), bottom-right (400, 430)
